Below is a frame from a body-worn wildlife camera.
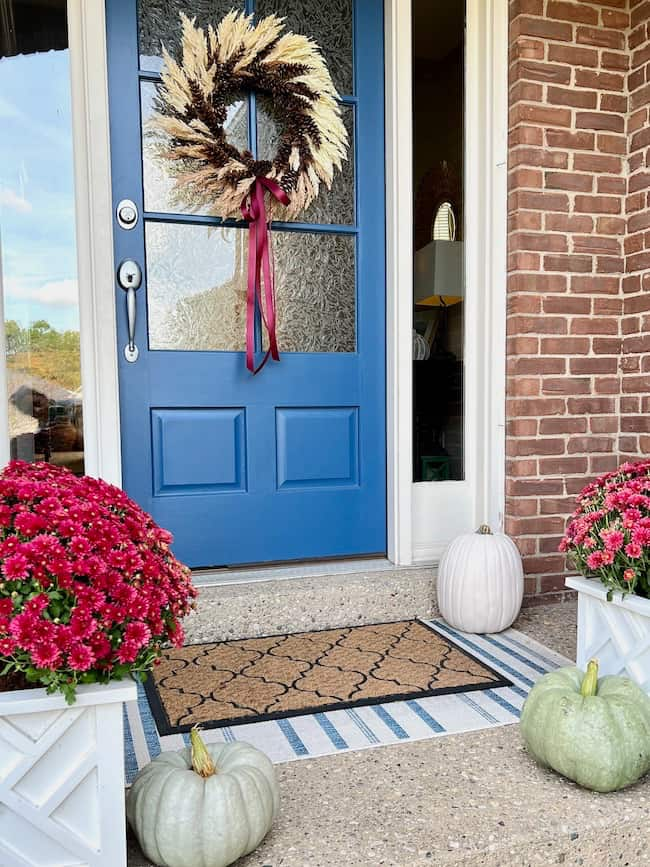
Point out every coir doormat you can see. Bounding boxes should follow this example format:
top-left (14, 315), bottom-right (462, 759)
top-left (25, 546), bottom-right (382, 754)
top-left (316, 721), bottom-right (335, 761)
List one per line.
top-left (144, 619), bottom-right (512, 735)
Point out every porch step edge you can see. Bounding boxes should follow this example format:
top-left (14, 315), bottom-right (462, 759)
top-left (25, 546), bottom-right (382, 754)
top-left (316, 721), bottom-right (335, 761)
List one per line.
top-left (184, 565), bottom-right (438, 643)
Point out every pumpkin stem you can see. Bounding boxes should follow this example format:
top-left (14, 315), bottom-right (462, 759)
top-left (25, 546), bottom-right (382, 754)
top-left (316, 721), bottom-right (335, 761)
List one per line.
top-left (190, 726), bottom-right (217, 777)
top-left (580, 659), bottom-right (599, 698)
top-left (477, 524), bottom-right (492, 535)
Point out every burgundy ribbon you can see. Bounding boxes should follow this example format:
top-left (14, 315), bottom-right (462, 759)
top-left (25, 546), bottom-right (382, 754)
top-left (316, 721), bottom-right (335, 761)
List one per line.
top-left (241, 177), bottom-right (290, 374)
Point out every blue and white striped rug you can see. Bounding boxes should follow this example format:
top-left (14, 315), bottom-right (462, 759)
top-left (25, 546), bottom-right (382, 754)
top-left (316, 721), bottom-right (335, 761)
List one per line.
top-left (123, 619), bottom-right (571, 784)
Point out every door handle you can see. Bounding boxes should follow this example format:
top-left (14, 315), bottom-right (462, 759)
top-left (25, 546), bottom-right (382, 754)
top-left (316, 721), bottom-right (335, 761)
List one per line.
top-left (117, 259), bottom-right (142, 362)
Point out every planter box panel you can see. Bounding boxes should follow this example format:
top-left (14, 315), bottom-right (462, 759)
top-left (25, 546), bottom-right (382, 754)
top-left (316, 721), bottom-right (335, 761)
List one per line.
top-left (566, 576), bottom-right (650, 694)
top-left (0, 682), bottom-right (136, 867)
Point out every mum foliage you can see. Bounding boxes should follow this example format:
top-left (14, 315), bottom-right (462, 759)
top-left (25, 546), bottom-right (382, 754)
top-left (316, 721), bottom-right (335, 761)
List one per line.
top-left (0, 461), bottom-right (196, 703)
top-left (560, 459), bottom-right (650, 600)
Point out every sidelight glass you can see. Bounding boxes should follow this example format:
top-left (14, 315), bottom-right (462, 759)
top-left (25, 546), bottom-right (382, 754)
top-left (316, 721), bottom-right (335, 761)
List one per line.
top-left (412, 0), bottom-right (465, 483)
top-left (0, 0), bottom-right (84, 473)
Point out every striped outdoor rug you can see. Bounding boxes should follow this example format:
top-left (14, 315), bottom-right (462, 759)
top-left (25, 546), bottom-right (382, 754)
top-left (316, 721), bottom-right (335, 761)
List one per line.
top-left (123, 618), bottom-right (570, 785)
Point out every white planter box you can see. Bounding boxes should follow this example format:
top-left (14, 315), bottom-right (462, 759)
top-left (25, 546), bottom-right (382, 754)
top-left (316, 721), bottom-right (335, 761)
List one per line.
top-left (0, 679), bottom-right (137, 867)
top-left (566, 575), bottom-right (650, 694)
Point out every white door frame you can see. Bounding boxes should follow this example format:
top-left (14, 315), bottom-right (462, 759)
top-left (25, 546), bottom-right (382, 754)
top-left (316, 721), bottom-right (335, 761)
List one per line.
top-left (386, 0), bottom-right (508, 564)
top-left (0, 0), bottom-right (507, 568)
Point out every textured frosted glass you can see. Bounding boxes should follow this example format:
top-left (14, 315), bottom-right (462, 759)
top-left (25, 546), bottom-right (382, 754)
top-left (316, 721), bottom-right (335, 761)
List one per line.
top-left (140, 81), bottom-right (249, 215)
top-left (256, 0), bottom-right (353, 95)
top-left (145, 222), bottom-right (247, 351)
top-left (146, 223), bottom-right (355, 354)
top-left (257, 100), bottom-right (355, 225)
top-left (264, 231), bottom-right (356, 353)
top-left (138, 0), bottom-right (245, 72)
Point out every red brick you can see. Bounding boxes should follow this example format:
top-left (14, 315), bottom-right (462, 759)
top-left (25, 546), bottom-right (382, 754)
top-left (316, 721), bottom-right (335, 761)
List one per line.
top-left (539, 417), bottom-right (587, 434)
top-left (573, 153), bottom-right (622, 174)
top-left (576, 25), bottom-right (625, 49)
top-left (545, 171), bottom-right (593, 192)
top-left (510, 273), bottom-right (567, 293)
top-left (575, 69), bottom-right (625, 91)
top-left (546, 129), bottom-right (595, 150)
top-left (544, 254), bottom-right (593, 272)
top-left (512, 60), bottom-right (572, 84)
top-left (512, 16), bottom-right (574, 42)
top-left (540, 337), bottom-right (590, 354)
top-left (552, 87), bottom-right (599, 110)
top-left (542, 377), bottom-right (591, 394)
top-left (511, 103), bottom-right (572, 127)
top-left (548, 44), bottom-right (598, 67)
top-left (567, 436), bottom-right (615, 453)
top-left (601, 51), bottom-right (629, 72)
top-left (597, 133), bottom-right (626, 154)
top-left (570, 275), bottom-right (620, 294)
top-left (547, 1), bottom-right (598, 25)
top-left (576, 111), bottom-right (625, 132)
top-left (574, 195), bottom-right (621, 214)
top-left (545, 213), bottom-right (594, 233)
top-left (570, 317), bottom-right (619, 334)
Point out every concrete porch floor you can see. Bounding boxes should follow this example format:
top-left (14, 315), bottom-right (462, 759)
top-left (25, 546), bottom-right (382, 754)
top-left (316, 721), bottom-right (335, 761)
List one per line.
top-left (127, 600), bottom-right (650, 866)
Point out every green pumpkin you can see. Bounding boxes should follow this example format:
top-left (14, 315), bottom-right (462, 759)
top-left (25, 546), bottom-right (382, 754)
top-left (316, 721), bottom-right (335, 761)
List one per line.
top-left (521, 660), bottom-right (650, 792)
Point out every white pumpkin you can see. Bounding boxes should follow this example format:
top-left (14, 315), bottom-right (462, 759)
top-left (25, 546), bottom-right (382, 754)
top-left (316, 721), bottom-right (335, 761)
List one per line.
top-left (127, 729), bottom-right (279, 867)
top-left (437, 524), bottom-right (524, 633)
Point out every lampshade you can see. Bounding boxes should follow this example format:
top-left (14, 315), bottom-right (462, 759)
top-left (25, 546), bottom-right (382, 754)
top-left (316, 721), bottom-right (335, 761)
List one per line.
top-left (414, 240), bottom-right (464, 307)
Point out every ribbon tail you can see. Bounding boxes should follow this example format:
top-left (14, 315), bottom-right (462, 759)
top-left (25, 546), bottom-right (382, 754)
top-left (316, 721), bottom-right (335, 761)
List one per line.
top-left (243, 177), bottom-right (288, 374)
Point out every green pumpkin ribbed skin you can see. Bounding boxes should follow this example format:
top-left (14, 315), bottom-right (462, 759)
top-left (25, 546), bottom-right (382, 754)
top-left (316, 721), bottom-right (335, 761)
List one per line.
top-left (520, 666), bottom-right (650, 793)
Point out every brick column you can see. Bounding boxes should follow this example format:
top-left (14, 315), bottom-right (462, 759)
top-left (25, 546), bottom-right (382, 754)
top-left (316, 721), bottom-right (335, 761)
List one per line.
top-left (621, 1), bottom-right (650, 455)
top-left (507, 0), bottom-right (629, 597)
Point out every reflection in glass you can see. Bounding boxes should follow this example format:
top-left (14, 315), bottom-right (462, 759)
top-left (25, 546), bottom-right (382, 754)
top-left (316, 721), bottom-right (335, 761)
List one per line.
top-left (0, 0), bottom-right (84, 473)
top-left (141, 81), bottom-right (250, 215)
top-left (146, 223), bottom-right (247, 351)
top-left (138, 0), bottom-right (245, 72)
top-left (267, 232), bottom-right (355, 353)
top-left (257, 99), bottom-right (355, 225)
top-left (412, 0), bottom-right (465, 483)
top-left (256, 0), bottom-right (353, 95)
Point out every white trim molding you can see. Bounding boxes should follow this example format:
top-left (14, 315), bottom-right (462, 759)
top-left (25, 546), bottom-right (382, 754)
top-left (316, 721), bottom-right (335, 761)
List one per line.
top-left (384, 0), bottom-right (414, 566)
top-left (67, 0), bottom-right (122, 485)
top-left (385, 0), bottom-right (509, 564)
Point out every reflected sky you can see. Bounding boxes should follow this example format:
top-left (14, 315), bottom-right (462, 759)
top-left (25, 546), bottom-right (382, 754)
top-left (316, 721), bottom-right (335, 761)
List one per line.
top-left (0, 48), bottom-right (80, 331)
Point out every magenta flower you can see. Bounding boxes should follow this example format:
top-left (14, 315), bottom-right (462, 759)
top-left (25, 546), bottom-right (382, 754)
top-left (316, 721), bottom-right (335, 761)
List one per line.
top-left (0, 461), bottom-right (197, 702)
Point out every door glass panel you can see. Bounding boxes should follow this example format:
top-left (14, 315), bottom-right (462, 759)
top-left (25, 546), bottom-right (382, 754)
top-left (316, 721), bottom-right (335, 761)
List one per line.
top-left (0, 0), bottom-right (85, 474)
top-left (145, 222), bottom-right (247, 351)
top-left (140, 80), bottom-right (249, 215)
top-left (412, 0), bottom-right (465, 482)
top-left (138, 0), bottom-right (246, 73)
top-left (264, 232), bottom-right (355, 353)
top-left (257, 99), bottom-right (355, 226)
top-left (256, 0), bottom-right (354, 95)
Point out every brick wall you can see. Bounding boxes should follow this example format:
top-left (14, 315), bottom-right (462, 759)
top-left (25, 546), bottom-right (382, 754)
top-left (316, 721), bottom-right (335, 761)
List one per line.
top-left (621, 2), bottom-right (650, 455)
top-left (507, 0), bottom-right (633, 598)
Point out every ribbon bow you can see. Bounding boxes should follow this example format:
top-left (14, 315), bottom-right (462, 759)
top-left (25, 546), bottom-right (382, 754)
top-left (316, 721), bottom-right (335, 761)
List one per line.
top-left (241, 177), bottom-right (290, 374)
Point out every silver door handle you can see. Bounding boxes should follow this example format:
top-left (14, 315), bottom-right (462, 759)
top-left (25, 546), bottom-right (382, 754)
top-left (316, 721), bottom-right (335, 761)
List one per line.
top-left (117, 259), bottom-right (142, 363)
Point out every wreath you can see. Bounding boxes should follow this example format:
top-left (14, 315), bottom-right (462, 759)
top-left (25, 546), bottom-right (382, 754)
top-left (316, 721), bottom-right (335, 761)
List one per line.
top-left (152, 11), bottom-right (348, 371)
top-left (153, 11), bottom-right (348, 219)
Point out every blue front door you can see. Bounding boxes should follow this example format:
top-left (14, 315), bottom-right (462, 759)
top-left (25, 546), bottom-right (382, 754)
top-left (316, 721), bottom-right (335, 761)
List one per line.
top-left (106, 0), bottom-right (386, 568)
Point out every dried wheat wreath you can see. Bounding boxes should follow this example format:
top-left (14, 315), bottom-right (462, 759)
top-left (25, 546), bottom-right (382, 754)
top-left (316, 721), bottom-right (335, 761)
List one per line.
top-left (152, 12), bottom-right (349, 372)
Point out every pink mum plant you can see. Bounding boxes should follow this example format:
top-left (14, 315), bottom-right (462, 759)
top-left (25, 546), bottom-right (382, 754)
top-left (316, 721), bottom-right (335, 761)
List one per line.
top-left (0, 461), bottom-right (197, 703)
top-left (560, 459), bottom-right (650, 601)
